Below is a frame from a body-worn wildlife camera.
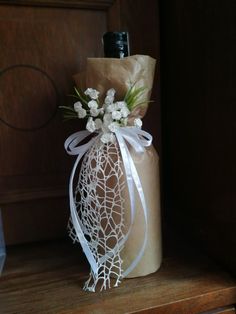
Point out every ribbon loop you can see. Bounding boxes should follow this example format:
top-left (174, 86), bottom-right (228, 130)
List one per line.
top-left (65, 126), bottom-right (153, 281)
top-left (118, 127), bottom-right (152, 153)
top-left (65, 130), bottom-right (92, 155)
top-left (65, 130), bottom-right (100, 275)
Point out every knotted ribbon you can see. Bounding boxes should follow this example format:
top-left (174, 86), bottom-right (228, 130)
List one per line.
top-left (65, 127), bottom-right (152, 277)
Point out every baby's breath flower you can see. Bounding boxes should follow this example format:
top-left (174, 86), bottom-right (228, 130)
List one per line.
top-left (88, 100), bottom-right (98, 109)
top-left (120, 107), bottom-right (130, 118)
top-left (101, 124), bottom-right (109, 133)
top-left (106, 104), bottom-right (116, 113)
top-left (105, 95), bottom-right (114, 105)
top-left (99, 108), bottom-right (105, 115)
top-left (106, 88), bottom-right (116, 97)
top-left (90, 108), bottom-right (99, 117)
top-left (121, 118), bottom-right (128, 126)
top-left (74, 101), bottom-right (83, 112)
top-left (116, 101), bottom-right (127, 110)
top-left (112, 110), bottom-right (122, 120)
top-left (95, 118), bottom-right (103, 130)
top-left (101, 132), bottom-right (116, 144)
top-left (78, 108), bottom-right (87, 119)
top-left (103, 113), bottom-right (113, 126)
top-left (84, 88), bottom-right (99, 100)
top-left (86, 117), bottom-right (96, 133)
top-left (134, 118), bottom-right (142, 128)
top-left (108, 121), bottom-right (120, 132)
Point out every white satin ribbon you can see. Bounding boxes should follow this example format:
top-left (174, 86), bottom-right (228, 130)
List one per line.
top-left (65, 130), bottom-right (100, 275)
top-left (65, 127), bottom-right (152, 277)
top-left (115, 127), bottom-right (151, 276)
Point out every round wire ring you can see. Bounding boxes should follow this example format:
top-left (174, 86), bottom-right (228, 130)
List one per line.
top-left (0, 64), bottom-right (60, 131)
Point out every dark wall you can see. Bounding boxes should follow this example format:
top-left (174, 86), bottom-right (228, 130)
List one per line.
top-left (160, 0), bottom-right (236, 273)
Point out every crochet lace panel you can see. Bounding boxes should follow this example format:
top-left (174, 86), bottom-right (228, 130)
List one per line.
top-left (68, 138), bottom-right (126, 291)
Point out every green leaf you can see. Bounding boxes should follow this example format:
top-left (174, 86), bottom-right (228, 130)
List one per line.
top-left (124, 84), bottom-right (148, 110)
top-left (74, 87), bottom-right (89, 108)
top-left (59, 106), bottom-right (75, 112)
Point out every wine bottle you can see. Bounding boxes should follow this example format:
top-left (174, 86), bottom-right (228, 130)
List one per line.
top-left (103, 31), bottom-right (130, 58)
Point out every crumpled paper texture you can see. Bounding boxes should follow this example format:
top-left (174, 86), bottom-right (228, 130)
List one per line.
top-left (122, 145), bottom-right (162, 277)
top-left (73, 55), bottom-right (162, 278)
top-left (74, 55), bottom-right (156, 119)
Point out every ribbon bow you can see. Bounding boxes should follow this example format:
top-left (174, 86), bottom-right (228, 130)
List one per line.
top-left (65, 127), bottom-right (152, 277)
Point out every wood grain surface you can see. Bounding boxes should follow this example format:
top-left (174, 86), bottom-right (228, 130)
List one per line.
top-left (0, 240), bottom-right (236, 314)
top-left (0, 2), bottom-right (107, 244)
top-left (0, 0), bottom-right (114, 10)
top-left (199, 305), bottom-right (236, 314)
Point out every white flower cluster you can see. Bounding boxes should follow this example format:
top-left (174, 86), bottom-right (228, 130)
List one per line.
top-left (73, 88), bottom-right (142, 144)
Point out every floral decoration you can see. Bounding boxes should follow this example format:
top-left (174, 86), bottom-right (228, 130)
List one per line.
top-left (60, 85), bottom-right (148, 144)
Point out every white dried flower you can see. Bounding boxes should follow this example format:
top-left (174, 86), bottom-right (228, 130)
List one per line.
top-left (77, 108), bottom-right (87, 119)
top-left (84, 88), bottom-right (99, 100)
top-left (99, 108), bottom-right (104, 115)
top-left (103, 113), bottom-right (113, 126)
top-left (101, 113), bottom-right (113, 133)
top-left (134, 118), bottom-right (143, 128)
top-left (86, 117), bottom-right (96, 133)
top-left (88, 100), bottom-right (98, 109)
top-left (101, 124), bottom-right (109, 133)
top-left (120, 106), bottom-right (130, 118)
top-left (105, 95), bottom-right (114, 105)
top-left (95, 118), bottom-right (103, 129)
top-left (106, 104), bottom-right (116, 113)
top-left (90, 108), bottom-right (99, 117)
top-left (101, 132), bottom-right (116, 144)
top-left (74, 101), bottom-right (83, 112)
top-left (121, 118), bottom-right (128, 126)
top-left (104, 88), bottom-right (116, 105)
top-left (116, 101), bottom-right (127, 110)
top-left (106, 88), bottom-right (116, 97)
top-left (112, 110), bottom-right (122, 120)
top-left (108, 121), bottom-right (120, 132)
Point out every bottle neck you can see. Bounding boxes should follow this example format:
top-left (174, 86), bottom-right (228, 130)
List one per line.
top-left (103, 32), bottom-right (130, 58)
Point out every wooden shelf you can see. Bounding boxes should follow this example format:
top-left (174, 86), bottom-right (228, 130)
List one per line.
top-left (0, 239), bottom-right (236, 314)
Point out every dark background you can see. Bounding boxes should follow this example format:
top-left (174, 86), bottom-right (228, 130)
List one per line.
top-left (160, 0), bottom-right (236, 274)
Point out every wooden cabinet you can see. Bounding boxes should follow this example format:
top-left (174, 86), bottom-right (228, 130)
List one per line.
top-left (0, 1), bottom-right (107, 244)
top-left (0, 0), bottom-right (235, 313)
top-left (160, 0), bottom-right (236, 276)
top-left (0, 239), bottom-right (236, 314)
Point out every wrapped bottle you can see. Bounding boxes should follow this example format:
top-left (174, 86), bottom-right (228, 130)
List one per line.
top-left (103, 31), bottom-right (130, 58)
top-left (68, 34), bottom-right (162, 291)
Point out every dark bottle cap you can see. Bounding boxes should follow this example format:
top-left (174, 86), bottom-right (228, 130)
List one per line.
top-left (103, 32), bottom-right (130, 58)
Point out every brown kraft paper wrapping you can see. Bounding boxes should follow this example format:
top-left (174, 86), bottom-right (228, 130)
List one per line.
top-left (122, 145), bottom-right (162, 277)
top-left (74, 55), bottom-right (162, 277)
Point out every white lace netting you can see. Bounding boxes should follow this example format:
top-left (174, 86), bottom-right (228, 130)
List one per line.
top-left (68, 137), bottom-right (126, 291)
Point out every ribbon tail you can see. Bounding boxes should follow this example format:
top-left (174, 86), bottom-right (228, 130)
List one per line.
top-left (116, 129), bottom-right (150, 277)
top-left (122, 155), bottom-right (148, 277)
top-left (69, 137), bottom-right (99, 276)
